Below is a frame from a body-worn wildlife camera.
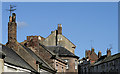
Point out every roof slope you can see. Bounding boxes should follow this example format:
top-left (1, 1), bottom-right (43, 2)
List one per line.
top-left (39, 43), bottom-right (66, 64)
top-left (2, 45), bottom-right (36, 72)
top-left (94, 53), bottom-right (120, 66)
top-left (21, 44), bottom-right (55, 72)
top-left (46, 46), bottom-right (79, 59)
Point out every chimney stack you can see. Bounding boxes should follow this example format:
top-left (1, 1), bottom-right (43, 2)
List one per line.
top-left (8, 13), bottom-right (17, 43)
top-left (98, 51), bottom-right (101, 58)
top-left (107, 48), bottom-right (111, 57)
top-left (85, 50), bottom-right (90, 57)
top-left (7, 13), bottom-right (18, 50)
top-left (58, 24), bottom-right (62, 34)
top-left (91, 48), bottom-right (95, 53)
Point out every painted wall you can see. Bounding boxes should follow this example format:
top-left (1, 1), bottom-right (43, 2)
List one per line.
top-left (0, 59), bottom-right (4, 74)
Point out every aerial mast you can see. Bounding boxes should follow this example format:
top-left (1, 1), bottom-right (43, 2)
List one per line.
top-left (7, 4), bottom-right (16, 16)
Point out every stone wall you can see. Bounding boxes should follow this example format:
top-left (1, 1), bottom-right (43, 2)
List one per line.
top-left (61, 57), bottom-right (78, 72)
top-left (42, 30), bottom-right (57, 46)
top-left (57, 34), bottom-right (75, 54)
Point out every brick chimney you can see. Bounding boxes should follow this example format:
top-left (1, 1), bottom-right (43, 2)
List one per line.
top-left (91, 48), bottom-right (95, 53)
top-left (8, 13), bottom-right (17, 43)
top-left (98, 51), bottom-right (101, 58)
top-left (7, 13), bottom-right (18, 50)
top-left (27, 36), bottom-right (39, 48)
top-left (58, 24), bottom-right (62, 34)
top-left (85, 50), bottom-right (90, 57)
top-left (107, 48), bottom-right (111, 57)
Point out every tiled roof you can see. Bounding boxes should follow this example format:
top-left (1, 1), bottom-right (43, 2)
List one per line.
top-left (1, 45), bottom-right (36, 72)
top-left (39, 43), bottom-right (66, 64)
top-left (21, 44), bottom-right (55, 72)
top-left (94, 53), bottom-right (120, 66)
top-left (46, 46), bottom-right (79, 59)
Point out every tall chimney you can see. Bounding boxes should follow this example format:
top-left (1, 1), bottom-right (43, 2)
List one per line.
top-left (107, 48), bottom-right (111, 57)
top-left (98, 51), bottom-right (101, 58)
top-left (58, 24), bottom-right (62, 34)
top-left (8, 13), bottom-right (17, 43)
top-left (7, 13), bottom-right (17, 49)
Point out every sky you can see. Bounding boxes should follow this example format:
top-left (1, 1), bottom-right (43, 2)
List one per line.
top-left (1, 0), bottom-right (120, 2)
top-left (2, 2), bottom-right (118, 59)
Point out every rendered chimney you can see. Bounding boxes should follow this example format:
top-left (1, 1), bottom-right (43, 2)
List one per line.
top-left (58, 24), bottom-right (62, 34)
top-left (98, 51), bottom-right (101, 58)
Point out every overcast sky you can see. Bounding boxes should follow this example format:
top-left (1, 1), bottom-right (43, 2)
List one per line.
top-left (2, 2), bottom-right (118, 59)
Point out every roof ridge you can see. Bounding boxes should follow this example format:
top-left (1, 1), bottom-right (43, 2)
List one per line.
top-left (39, 43), bottom-right (56, 56)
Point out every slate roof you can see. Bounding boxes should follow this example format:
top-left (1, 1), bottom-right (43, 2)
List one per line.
top-left (46, 46), bottom-right (79, 59)
top-left (39, 43), bottom-right (66, 64)
top-left (1, 45), bottom-right (36, 72)
top-left (21, 44), bottom-right (56, 72)
top-left (39, 43), bottom-right (56, 56)
top-left (94, 53), bottom-right (120, 66)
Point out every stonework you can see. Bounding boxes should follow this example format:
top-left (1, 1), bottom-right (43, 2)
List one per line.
top-left (5, 13), bottom-right (56, 73)
top-left (21, 24), bottom-right (79, 73)
top-left (7, 13), bottom-right (18, 50)
top-left (23, 36), bottom-right (66, 72)
top-left (61, 57), bottom-right (78, 72)
top-left (3, 12), bottom-right (80, 73)
top-left (40, 24), bottom-right (76, 54)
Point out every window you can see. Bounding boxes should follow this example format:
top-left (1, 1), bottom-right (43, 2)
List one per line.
top-left (64, 59), bottom-right (69, 70)
top-left (56, 64), bottom-right (58, 70)
top-left (75, 60), bottom-right (77, 69)
top-left (62, 66), bottom-right (64, 72)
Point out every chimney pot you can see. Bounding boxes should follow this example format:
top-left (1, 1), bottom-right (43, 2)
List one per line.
top-left (98, 51), bottom-right (101, 58)
top-left (107, 49), bottom-right (111, 57)
top-left (91, 48), bottom-right (94, 53)
top-left (58, 24), bottom-right (62, 34)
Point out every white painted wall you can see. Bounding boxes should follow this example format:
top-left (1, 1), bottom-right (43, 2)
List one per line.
top-left (0, 59), bottom-right (4, 74)
top-left (4, 63), bottom-right (31, 73)
top-left (40, 69), bottom-right (52, 74)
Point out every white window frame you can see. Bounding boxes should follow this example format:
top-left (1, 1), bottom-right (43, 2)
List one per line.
top-left (64, 59), bottom-right (69, 70)
top-left (75, 60), bottom-right (77, 70)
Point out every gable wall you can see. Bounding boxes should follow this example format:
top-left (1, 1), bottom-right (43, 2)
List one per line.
top-left (57, 34), bottom-right (75, 54)
top-left (42, 31), bottom-right (57, 46)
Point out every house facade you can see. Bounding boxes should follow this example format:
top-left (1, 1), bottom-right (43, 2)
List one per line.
top-left (40, 24), bottom-right (76, 54)
top-left (2, 9), bottom-right (79, 73)
top-left (79, 48), bottom-right (120, 73)
top-left (22, 24), bottom-right (79, 73)
top-left (1, 13), bottom-right (56, 74)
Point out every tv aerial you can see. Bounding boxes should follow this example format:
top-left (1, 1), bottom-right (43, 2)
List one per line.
top-left (6, 4), bottom-right (16, 16)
